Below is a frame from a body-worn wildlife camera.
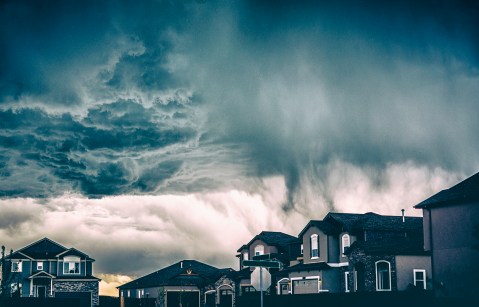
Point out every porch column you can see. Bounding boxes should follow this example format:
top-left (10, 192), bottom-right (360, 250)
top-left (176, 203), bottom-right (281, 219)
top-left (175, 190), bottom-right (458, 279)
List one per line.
top-left (50, 279), bottom-right (53, 296)
top-left (30, 279), bottom-right (33, 296)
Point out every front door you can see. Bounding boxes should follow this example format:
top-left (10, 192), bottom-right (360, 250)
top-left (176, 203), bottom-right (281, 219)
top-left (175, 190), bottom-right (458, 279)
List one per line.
top-left (37, 286), bottom-right (46, 298)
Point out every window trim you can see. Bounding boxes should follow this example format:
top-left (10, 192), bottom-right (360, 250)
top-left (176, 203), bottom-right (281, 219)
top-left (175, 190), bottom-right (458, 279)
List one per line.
top-left (37, 261), bottom-right (44, 271)
top-left (341, 234), bottom-right (350, 256)
top-left (254, 245), bottom-right (264, 256)
top-left (344, 272), bottom-right (350, 293)
top-left (310, 234), bottom-right (319, 259)
top-left (243, 252), bottom-right (249, 261)
top-left (413, 269), bottom-right (426, 290)
top-left (375, 260), bottom-right (392, 291)
top-left (63, 256), bottom-right (81, 275)
top-left (11, 260), bottom-right (22, 272)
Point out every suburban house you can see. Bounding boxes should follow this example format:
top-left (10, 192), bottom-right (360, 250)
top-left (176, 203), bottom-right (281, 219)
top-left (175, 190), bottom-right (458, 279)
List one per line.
top-left (414, 172), bottom-right (479, 299)
top-left (2, 237), bottom-right (99, 307)
top-left (279, 212), bottom-right (430, 294)
top-left (117, 259), bottom-right (236, 307)
top-left (235, 231), bottom-right (300, 295)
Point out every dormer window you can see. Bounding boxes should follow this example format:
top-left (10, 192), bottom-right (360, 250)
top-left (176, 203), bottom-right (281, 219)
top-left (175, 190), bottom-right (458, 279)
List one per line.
top-left (254, 245), bottom-right (264, 256)
top-left (11, 260), bottom-right (22, 272)
top-left (63, 256), bottom-right (80, 274)
top-left (341, 234), bottom-right (350, 256)
top-left (37, 261), bottom-right (44, 271)
top-left (310, 234), bottom-right (319, 258)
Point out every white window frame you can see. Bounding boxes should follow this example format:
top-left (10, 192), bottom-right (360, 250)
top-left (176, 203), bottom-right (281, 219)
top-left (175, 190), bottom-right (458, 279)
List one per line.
top-left (375, 260), bottom-right (392, 291)
top-left (37, 261), bottom-right (44, 271)
top-left (413, 269), bottom-right (426, 289)
top-left (254, 245), bottom-right (264, 256)
top-left (341, 234), bottom-right (350, 256)
top-left (344, 272), bottom-right (350, 292)
top-left (243, 252), bottom-right (249, 261)
top-left (310, 234), bottom-right (319, 259)
top-left (11, 260), bottom-right (22, 272)
top-left (63, 256), bottom-right (80, 274)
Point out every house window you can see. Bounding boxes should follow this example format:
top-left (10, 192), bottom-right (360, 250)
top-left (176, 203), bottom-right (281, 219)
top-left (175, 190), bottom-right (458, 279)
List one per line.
top-left (310, 234), bottom-right (319, 258)
top-left (243, 252), bottom-right (249, 261)
top-left (11, 260), bottom-right (22, 272)
top-left (341, 234), bottom-right (350, 256)
top-left (414, 269), bottom-right (426, 289)
top-left (137, 289), bottom-right (144, 298)
top-left (254, 245), bottom-right (264, 256)
top-left (11, 283), bottom-right (21, 295)
top-left (375, 261), bottom-right (391, 291)
top-left (37, 261), bottom-right (44, 271)
top-left (63, 256), bottom-right (80, 274)
top-left (300, 244), bottom-right (303, 255)
top-left (345, 272), bottom-right (351, 292)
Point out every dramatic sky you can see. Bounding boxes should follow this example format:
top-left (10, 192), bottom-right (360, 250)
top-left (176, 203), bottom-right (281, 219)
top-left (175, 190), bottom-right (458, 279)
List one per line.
top-left (1, 0), bottom-right (478, 296)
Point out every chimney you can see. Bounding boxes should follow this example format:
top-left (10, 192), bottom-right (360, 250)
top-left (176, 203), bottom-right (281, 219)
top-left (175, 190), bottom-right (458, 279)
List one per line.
top-left (401, 209), bottom-right (405, 223)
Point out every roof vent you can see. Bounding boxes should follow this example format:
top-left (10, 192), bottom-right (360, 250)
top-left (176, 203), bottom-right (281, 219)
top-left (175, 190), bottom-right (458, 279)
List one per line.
top-left (401, 209), bottom-right (405, 223)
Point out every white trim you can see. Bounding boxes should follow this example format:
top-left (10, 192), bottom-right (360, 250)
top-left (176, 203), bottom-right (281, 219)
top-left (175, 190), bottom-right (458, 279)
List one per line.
top-left (344, 272), bottom-right (350, 292)
top-left (413, 269), bottom-right (426, 290)
top-left (276, 278), bottom-right (290, 295)
top-left (341, 234), bottom-right (350, 256)
top-left (204, 290), bottom-right (216, 305)
top-left (290, 276), bottom-right (321, 294)
top-left (375, 260), bottom-right (392, 291)
top-left (327, 262), bottom-right (349, 267)
top-left (310, 234), bottom-right (319, 258)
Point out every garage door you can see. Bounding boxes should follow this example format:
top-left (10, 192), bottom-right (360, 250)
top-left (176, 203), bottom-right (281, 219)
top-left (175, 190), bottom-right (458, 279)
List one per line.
top-left (166, 291), bottom-right (200, 307)
top-left (55, 291), bottom-right (91, 307)
top-left (292, 279), bottom-right (318, 294)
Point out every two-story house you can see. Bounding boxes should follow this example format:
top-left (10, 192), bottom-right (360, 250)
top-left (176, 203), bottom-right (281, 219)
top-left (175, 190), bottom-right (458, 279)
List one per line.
top-left (414, 172), bottom-right (479, 300)
top-left (236, 231), bottom-right (300, 296)
top-left (280, 212), bottom-right (430, 294)
top-left (3, 237), bottom-right (99, 307)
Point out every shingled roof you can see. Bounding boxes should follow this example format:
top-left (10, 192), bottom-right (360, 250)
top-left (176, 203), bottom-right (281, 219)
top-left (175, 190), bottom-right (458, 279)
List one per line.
top-left (117, 260), bottom-right (235, 290)
top-left (237, 231), bottom-right (298, 252)
top-left (346, 237), bottom-right (428, 256)
top-left (415, 172), bottom-right (479, 209)
top-left (7, 237), bottom-right (94, 261)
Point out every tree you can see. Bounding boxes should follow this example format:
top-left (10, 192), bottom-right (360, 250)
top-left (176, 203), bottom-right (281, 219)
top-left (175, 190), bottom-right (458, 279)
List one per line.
top-left (0, 245), bottom-right (21, 298)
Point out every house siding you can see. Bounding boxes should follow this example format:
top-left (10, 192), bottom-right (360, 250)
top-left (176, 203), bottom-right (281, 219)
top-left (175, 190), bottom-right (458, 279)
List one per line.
top-left (395, 255), bottom-right (431, 291)
top-left (302, 226), bottom-right (328, 264)
top-left (348, 249), bottom-right (397, 292)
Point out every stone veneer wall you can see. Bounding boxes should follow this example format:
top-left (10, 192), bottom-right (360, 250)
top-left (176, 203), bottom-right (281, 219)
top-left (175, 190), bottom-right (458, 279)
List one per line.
top-left (347, 250), bottom-right (397, 292)
top-left (53, 280), bottom-right (99, 306)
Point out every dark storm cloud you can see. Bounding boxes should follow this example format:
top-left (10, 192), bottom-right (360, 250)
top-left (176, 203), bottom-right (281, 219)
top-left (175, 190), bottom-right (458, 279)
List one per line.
top-left (0, 101), bottom-right (195, 197)
top-left (1, 0), bottom-right (479, 204)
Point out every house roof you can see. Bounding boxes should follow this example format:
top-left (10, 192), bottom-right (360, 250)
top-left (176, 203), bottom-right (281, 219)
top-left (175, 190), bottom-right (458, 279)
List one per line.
top-left (281, 262), bottom-right (331, 273)
top-left (6, 238), bottom-right (94, 261)
top-left (346, 237), bottom-right (428, 256)
top-left (299, 212), bottom-right (422, 238)
top-left (415, 172), bottom-right (479, 209)
top-left (117, 260), bottom-right (235, 290)
top-left (237, 231), bottom-right (298, 252)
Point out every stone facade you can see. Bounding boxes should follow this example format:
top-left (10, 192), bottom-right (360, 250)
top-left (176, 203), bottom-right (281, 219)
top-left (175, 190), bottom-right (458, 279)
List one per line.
top-left (347, 249), bottom-right (397, 292)
top-left (54, 280), bottom-right (99, 306)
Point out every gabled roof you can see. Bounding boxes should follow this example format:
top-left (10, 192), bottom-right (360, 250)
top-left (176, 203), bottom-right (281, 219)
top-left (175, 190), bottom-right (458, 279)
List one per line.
top-left (346, 237), bottom-right (428, 256)
top-left (118, 260), bottom-right (235, 290)
top-left (6, 238), bottom-right (94, 261)
top-left (237, 231), bottom-right (298, 252)
top-left (415, 172), bottom-right (479, 209)
top-left (29, 271), bottom-right (56, 279)
top-left (298, 220), bottom-right (338, 238)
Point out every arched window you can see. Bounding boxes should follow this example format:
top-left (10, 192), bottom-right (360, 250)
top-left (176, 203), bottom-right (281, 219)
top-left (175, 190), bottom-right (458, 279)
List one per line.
top-left (310, 234), bottom-right (319, 258)
top-left (254, 245), bottom-right (264, 256)
top-left (341, 234), bottom-right (350, 255)
top-left (375, 261), bottom-right (391, 291)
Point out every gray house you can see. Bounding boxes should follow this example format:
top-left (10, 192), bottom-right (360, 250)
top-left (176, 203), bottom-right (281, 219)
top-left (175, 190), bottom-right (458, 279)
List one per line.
top-left (414, 172), bottom-right (479, 299)
top-left (2, 237), bottom-right (99, 307)
top-left (281, 212), bottom-right (430, 294)
top-left (118, 260), bottom-right (236, 307)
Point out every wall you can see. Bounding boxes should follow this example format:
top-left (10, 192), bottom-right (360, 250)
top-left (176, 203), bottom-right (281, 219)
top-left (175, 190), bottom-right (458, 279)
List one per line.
top-left (54, 280), bottom-right (99, 306)
top-left (302, 226), bottom-right (328, 264)
top-left (395, 255), bottom-right (431, 291)
top-left (348, 250), bottom-right (397, 292)
top-left (427, 202), bottom-right (479, 298)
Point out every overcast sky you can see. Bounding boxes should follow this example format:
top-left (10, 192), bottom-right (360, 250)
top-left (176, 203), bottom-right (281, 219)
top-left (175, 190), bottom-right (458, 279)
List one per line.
top-left (1, 0), bottom-right (478, 296)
